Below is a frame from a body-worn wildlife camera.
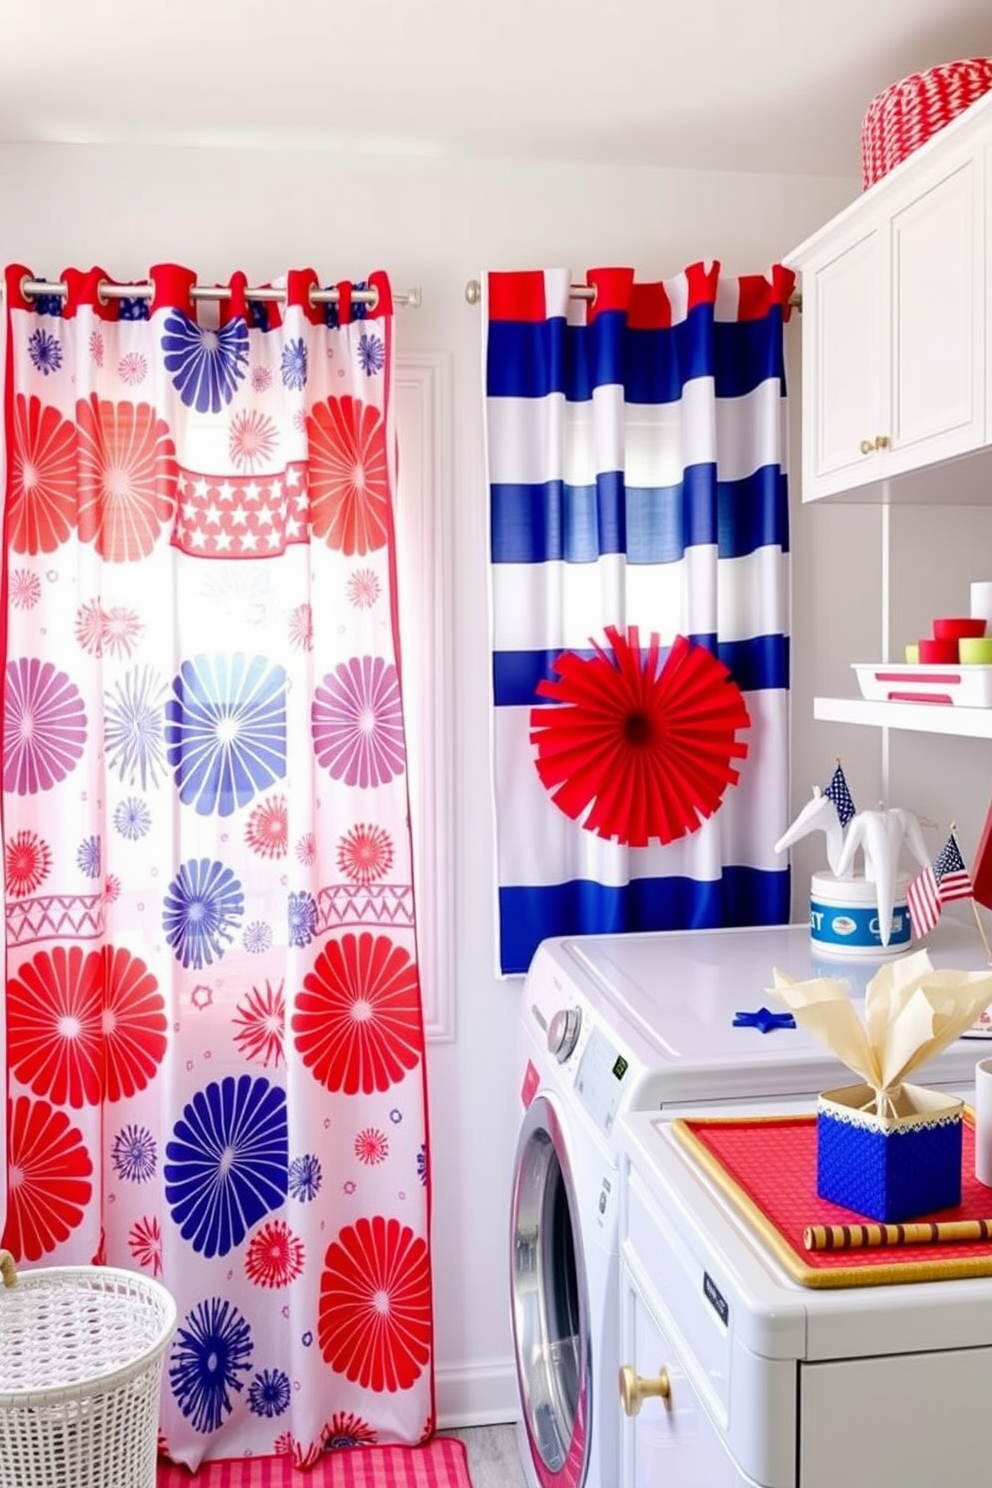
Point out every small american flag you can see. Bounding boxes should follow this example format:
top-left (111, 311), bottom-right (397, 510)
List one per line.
top-left (823, 763), bottom-right (856, 828)
top-left (907, 832), bottom-right (973, 938)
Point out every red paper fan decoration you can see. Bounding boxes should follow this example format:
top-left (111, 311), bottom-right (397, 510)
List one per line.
top-left (530, 627), bottom-right (750, 847)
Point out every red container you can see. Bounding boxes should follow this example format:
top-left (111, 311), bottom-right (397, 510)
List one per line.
top-left (919, 637), bottom-right (960, 663)
top-left (861, 59), bottom-right (992, 190)
top-left (933, 617), bottom-right (987, 641)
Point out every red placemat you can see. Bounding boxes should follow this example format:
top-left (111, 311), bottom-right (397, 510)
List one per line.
top-left (672, 1111), bottom-right (992, 1288)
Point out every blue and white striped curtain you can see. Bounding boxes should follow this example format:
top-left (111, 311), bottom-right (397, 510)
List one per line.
top-left (484, 262), bottom-right (795, 976)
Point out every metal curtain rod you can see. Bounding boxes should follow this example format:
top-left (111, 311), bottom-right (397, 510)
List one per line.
top-left (464, 277), bottom-right (802, 311)
top-left (8, 277), bottom-right (422, 308)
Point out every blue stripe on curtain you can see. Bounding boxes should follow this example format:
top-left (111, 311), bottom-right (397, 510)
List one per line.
top-left (497, 867), bottom-right (792, 976)
top-left (494, 635), bottom-right (789, 708)
top-left (490, 465), bottom-right (789, 564)
top-left (486, 306), bottom-right (787, 403)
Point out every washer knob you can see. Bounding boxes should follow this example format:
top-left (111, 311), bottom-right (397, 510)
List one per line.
top-left (547, 1007), bottom-right (581, 1062)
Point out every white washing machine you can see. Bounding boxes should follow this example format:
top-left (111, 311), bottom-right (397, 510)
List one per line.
top-left (508, 918), bottom-right (991, 1488)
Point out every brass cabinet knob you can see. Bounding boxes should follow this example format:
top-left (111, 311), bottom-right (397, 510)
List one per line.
top-left (0, 1250), bottom-right (16, 1288)
top-left (860, 438), bottom-right (875, 455)
top-left (874, 434), bottom-right (890, 450)
top-left (618, 1363), bottom-right (671, 1416)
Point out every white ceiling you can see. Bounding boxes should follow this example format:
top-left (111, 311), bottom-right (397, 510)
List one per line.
top-left (1, 0), bottom-right (989, 177)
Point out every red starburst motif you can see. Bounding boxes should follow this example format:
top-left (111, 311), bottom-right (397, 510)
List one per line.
top-left (245, 794), bottom-right (288, 858)
top-left (76, 395), bottom-right (179, 562)
top-left (336, 823), bottom-right (394, 885)
top-left (128, 1215), bottom-right (163, 1276)
top-left (104, 874), bottom-right (122, 904)
top-left (318, 1216), bottom-right (432, 1391)
top-left (321, 1411), bottom-right (378, 1450)
top-left (292, 932), bottom-right (424, 1095)
top-left (274, 1434), bottom-right (321, 1470)
top-left (9, 568), bottom-right (41, 609)
top-left (74, 599), bottom-right (107, 655)
top-left (306, 395), bottom-right (390, 555)
top-left (288, 603), bottom-right (313, 651)
top-left (244, 1218), bottom-right (305, 1288)
top-left (232, 980), bottom-right (285, 1069)
top-left (354, 1127), bottom-right (389, 1165)
top-left (296, 832), bottom-right (316, 867)
top-left (118, 351), bottom-right (148, 386)
top-left (6, 945), bottom-right (104, 1107)
top-left (5, 829), bottom-right (52, 898)
top-left (102, 945), bottom-right (169, 1101)
top-left (229, 408), bottom-right (278, 471)
top-left (530, 628), bottom-right (750, 847)
top-left (2, 1095), bottom-right (93, 1262)
top-left (346, 567), bottom-right (381, 610)
top-left (102, 605), bottom-right (144, 658)
top-left (8, 393), bottom-right (78, 554)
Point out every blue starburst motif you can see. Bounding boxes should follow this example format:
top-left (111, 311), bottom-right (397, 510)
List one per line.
top-left (417, 1143), bottom-right (428, 1186)
top-left (111, 1123), bottom-right (157, 1183)
top-left (104, 667), bottom-right (167, 790)
top-left (243, 920), bottom-right (273, 954)
top-left (164, 1073), bottom-right (288, 1257)
top-left (113, 796), bottom-right (152, 840)
top-left (161, 310), bottom-right (248, 412)
top-left (163, 858), bottom-right (244, 969)
top-left (280, 338), bottom-right (308, 391)
top-left (76, 835), bottom-right (101, 878)
top-left (358, 331), bottom-right (384, 375)
top-left (170, 1296), bottom-right (253, 1433)
top-left (165, 654), bottom-right (287, 817)
top-left (287, 890), bottom-right (317, 948)
top-left (28, 328), bottom-right (63, 375)
top-left (288, 1152), bottom-right (322, 1202)
top-left (247, 1368), bottom-right (291, 1419)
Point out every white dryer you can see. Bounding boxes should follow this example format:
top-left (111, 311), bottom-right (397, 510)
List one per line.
top-left (508, 919), bottom-right (990, 1488)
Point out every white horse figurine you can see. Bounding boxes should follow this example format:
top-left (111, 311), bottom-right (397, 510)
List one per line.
top-left (835, 807), bottom-right (931, 947)
top-left (774, 786), bottom-right (848, 878)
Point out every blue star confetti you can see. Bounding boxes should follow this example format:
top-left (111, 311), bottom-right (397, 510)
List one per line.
top-left (732, 1007), bottom-right (796, 1034)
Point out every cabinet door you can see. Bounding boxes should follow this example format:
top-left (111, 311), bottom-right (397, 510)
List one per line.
top-left (888, 152), bottom-right (984, 472)
top-left (800, 1344), bottom-right (992, 1488)
top-left (618, 1271), bottom-right (753, 1488)
top-left (802, 226), bottom-right (885, 500)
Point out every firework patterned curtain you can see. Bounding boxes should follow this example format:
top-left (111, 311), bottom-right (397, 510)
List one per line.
top-left (1, 263), bottom-right (433, 1470)
top-left (484, 263), bottom-right (794, 975)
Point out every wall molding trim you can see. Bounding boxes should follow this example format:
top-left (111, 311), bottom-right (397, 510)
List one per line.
top-left (435, 1355), bottom-right (519, 1428)
top-left (394, 351), bottom-right (456, 1044)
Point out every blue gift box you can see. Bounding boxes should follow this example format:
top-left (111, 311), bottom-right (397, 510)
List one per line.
top-left (817, 1082), bottom-right (963, 1223)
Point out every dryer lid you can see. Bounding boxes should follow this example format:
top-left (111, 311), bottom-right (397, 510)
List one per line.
top-left (544, 919), bottom-right (988, 1100)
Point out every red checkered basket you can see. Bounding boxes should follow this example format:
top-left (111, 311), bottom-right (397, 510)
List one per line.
top-left (861, 58), bottom-right (992, 189)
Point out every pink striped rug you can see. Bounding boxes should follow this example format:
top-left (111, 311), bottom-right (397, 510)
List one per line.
top-left (157, 1439), bottom-right (472, 1487)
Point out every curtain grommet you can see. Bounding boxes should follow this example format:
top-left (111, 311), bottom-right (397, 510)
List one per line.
top-left (19, 273), bottom-right (34, 303)
top-left (95, 278), bottom-right (110, 307)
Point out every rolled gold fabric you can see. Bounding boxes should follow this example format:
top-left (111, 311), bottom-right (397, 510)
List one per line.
top-left (804, 1218), bottom-right (992, 1252)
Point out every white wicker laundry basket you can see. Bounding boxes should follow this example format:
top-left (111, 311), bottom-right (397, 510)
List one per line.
top-left (0, 1254), bottom-right (176, 1488)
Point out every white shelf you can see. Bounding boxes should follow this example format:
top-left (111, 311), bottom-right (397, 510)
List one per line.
top-left (813, 695), bottom-right (992, 739)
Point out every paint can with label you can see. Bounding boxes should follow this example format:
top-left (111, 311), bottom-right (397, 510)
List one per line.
top-left (809, 872), bottom-right (912, 958)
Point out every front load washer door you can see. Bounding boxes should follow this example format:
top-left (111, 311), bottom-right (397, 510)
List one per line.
top-left (510, 1093), bottom-right (591, 1488)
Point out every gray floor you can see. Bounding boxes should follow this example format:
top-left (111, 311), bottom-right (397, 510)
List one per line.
top-left (442, 1424), bottom-right (528, 1488)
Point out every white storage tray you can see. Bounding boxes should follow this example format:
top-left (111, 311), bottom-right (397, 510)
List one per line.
top-left (852, 662), bottom-right (992, 708)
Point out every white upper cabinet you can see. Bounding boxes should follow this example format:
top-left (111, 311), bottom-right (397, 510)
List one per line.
top-left (788, 92), bottom-right (992, 503)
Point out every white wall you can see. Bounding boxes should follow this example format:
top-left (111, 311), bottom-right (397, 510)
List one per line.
top-left (0, 141), bottom-right (871, 1424)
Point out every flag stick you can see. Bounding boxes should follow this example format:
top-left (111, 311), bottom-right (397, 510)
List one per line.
top-left (950, 821), bottom-right (992, 966)
top-left (972, 899), bottom-right (992, 966)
